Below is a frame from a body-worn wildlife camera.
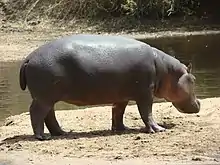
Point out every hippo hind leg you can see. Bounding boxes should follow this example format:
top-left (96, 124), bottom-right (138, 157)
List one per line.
top-left (111, 101), bottom-right (128, 131)
top-left (29, 100), bottom-right (52, 140)
top-left (44, 107), bottom-right (66, 136)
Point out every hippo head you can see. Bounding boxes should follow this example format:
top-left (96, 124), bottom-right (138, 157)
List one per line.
top-left (157, 63), bottom-right (201, 114)
top-left (171, 71), bottom-right (201, 114)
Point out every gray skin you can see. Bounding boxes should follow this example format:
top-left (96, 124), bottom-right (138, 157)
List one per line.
top-left (19, 34), bottom-right (201, 140)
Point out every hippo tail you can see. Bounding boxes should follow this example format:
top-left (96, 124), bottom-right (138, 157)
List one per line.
top-left (19, 60), bottom-right (28, 90)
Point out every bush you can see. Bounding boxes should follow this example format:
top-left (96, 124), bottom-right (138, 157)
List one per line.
top-left (2, 0), bottom-right (200, 21)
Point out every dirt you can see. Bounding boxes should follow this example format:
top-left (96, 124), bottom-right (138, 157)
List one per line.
top-left (0, 97), bottom-right (220, 165)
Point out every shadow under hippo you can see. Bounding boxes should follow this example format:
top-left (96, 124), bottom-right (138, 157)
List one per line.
top-left (2, 121), bottom-right (176, 143)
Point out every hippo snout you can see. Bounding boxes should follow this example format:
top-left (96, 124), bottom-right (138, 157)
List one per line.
top-left (172, 99), bottom-right (201, 114)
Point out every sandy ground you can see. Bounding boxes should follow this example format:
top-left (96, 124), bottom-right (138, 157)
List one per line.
top-left (0, 97), bottom-right (220, 165)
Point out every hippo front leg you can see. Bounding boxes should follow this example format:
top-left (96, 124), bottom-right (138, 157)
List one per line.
top-left (136, 93), bottom-right (165, 133)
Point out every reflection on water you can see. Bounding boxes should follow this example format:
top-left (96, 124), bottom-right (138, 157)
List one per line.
top-left (0, 34), bottom-right (220, 123)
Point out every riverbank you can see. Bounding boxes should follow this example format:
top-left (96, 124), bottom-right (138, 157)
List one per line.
top-left (0, 97), bottom-right (220, 165)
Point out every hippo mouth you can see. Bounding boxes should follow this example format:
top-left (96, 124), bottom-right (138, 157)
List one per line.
top-left (172, 99), bottom-right (201, 114)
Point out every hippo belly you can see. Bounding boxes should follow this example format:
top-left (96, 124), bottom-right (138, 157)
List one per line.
top-left (59, 67), bottom-right (136, 106)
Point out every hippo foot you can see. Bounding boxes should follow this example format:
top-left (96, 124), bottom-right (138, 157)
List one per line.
top-left (50, 129), bottom-right (68, 136)
top-left (111, 124), bottom-right (129, 132)
top-left (35, 134), bottom-right (51, 141)
top-left (140, 123), bottom-right (165, 133)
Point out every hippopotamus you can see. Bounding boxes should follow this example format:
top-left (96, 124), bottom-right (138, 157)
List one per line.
top-left (19, 34), bottom-right (200, 140)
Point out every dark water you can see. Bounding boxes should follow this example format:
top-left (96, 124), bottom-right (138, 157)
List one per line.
top-left (0, 34), bottom-right (220, 123)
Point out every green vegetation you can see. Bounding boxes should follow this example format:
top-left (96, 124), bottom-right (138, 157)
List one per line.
top-left (0, 0), bottom-right (201, 21)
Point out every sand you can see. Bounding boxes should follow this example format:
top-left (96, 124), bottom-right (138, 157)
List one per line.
top-left (0, 97), bottom-right (219, 165)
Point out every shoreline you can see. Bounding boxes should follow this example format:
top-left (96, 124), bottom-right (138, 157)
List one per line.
top-left (0, 29), bottom-right (220, 62)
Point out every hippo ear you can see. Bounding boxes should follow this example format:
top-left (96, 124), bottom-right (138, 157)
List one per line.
top-left (187, 63), bottom-right (192, 73)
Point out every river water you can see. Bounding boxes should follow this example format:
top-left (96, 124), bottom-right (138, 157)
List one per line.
top-left (0, 33), bottom-right (220, 123)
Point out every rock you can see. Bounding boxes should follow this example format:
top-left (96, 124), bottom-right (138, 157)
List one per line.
top-left (134, 136), bottom-right (141, 140)
top-left (192, 156), bottom-right (202, 161)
